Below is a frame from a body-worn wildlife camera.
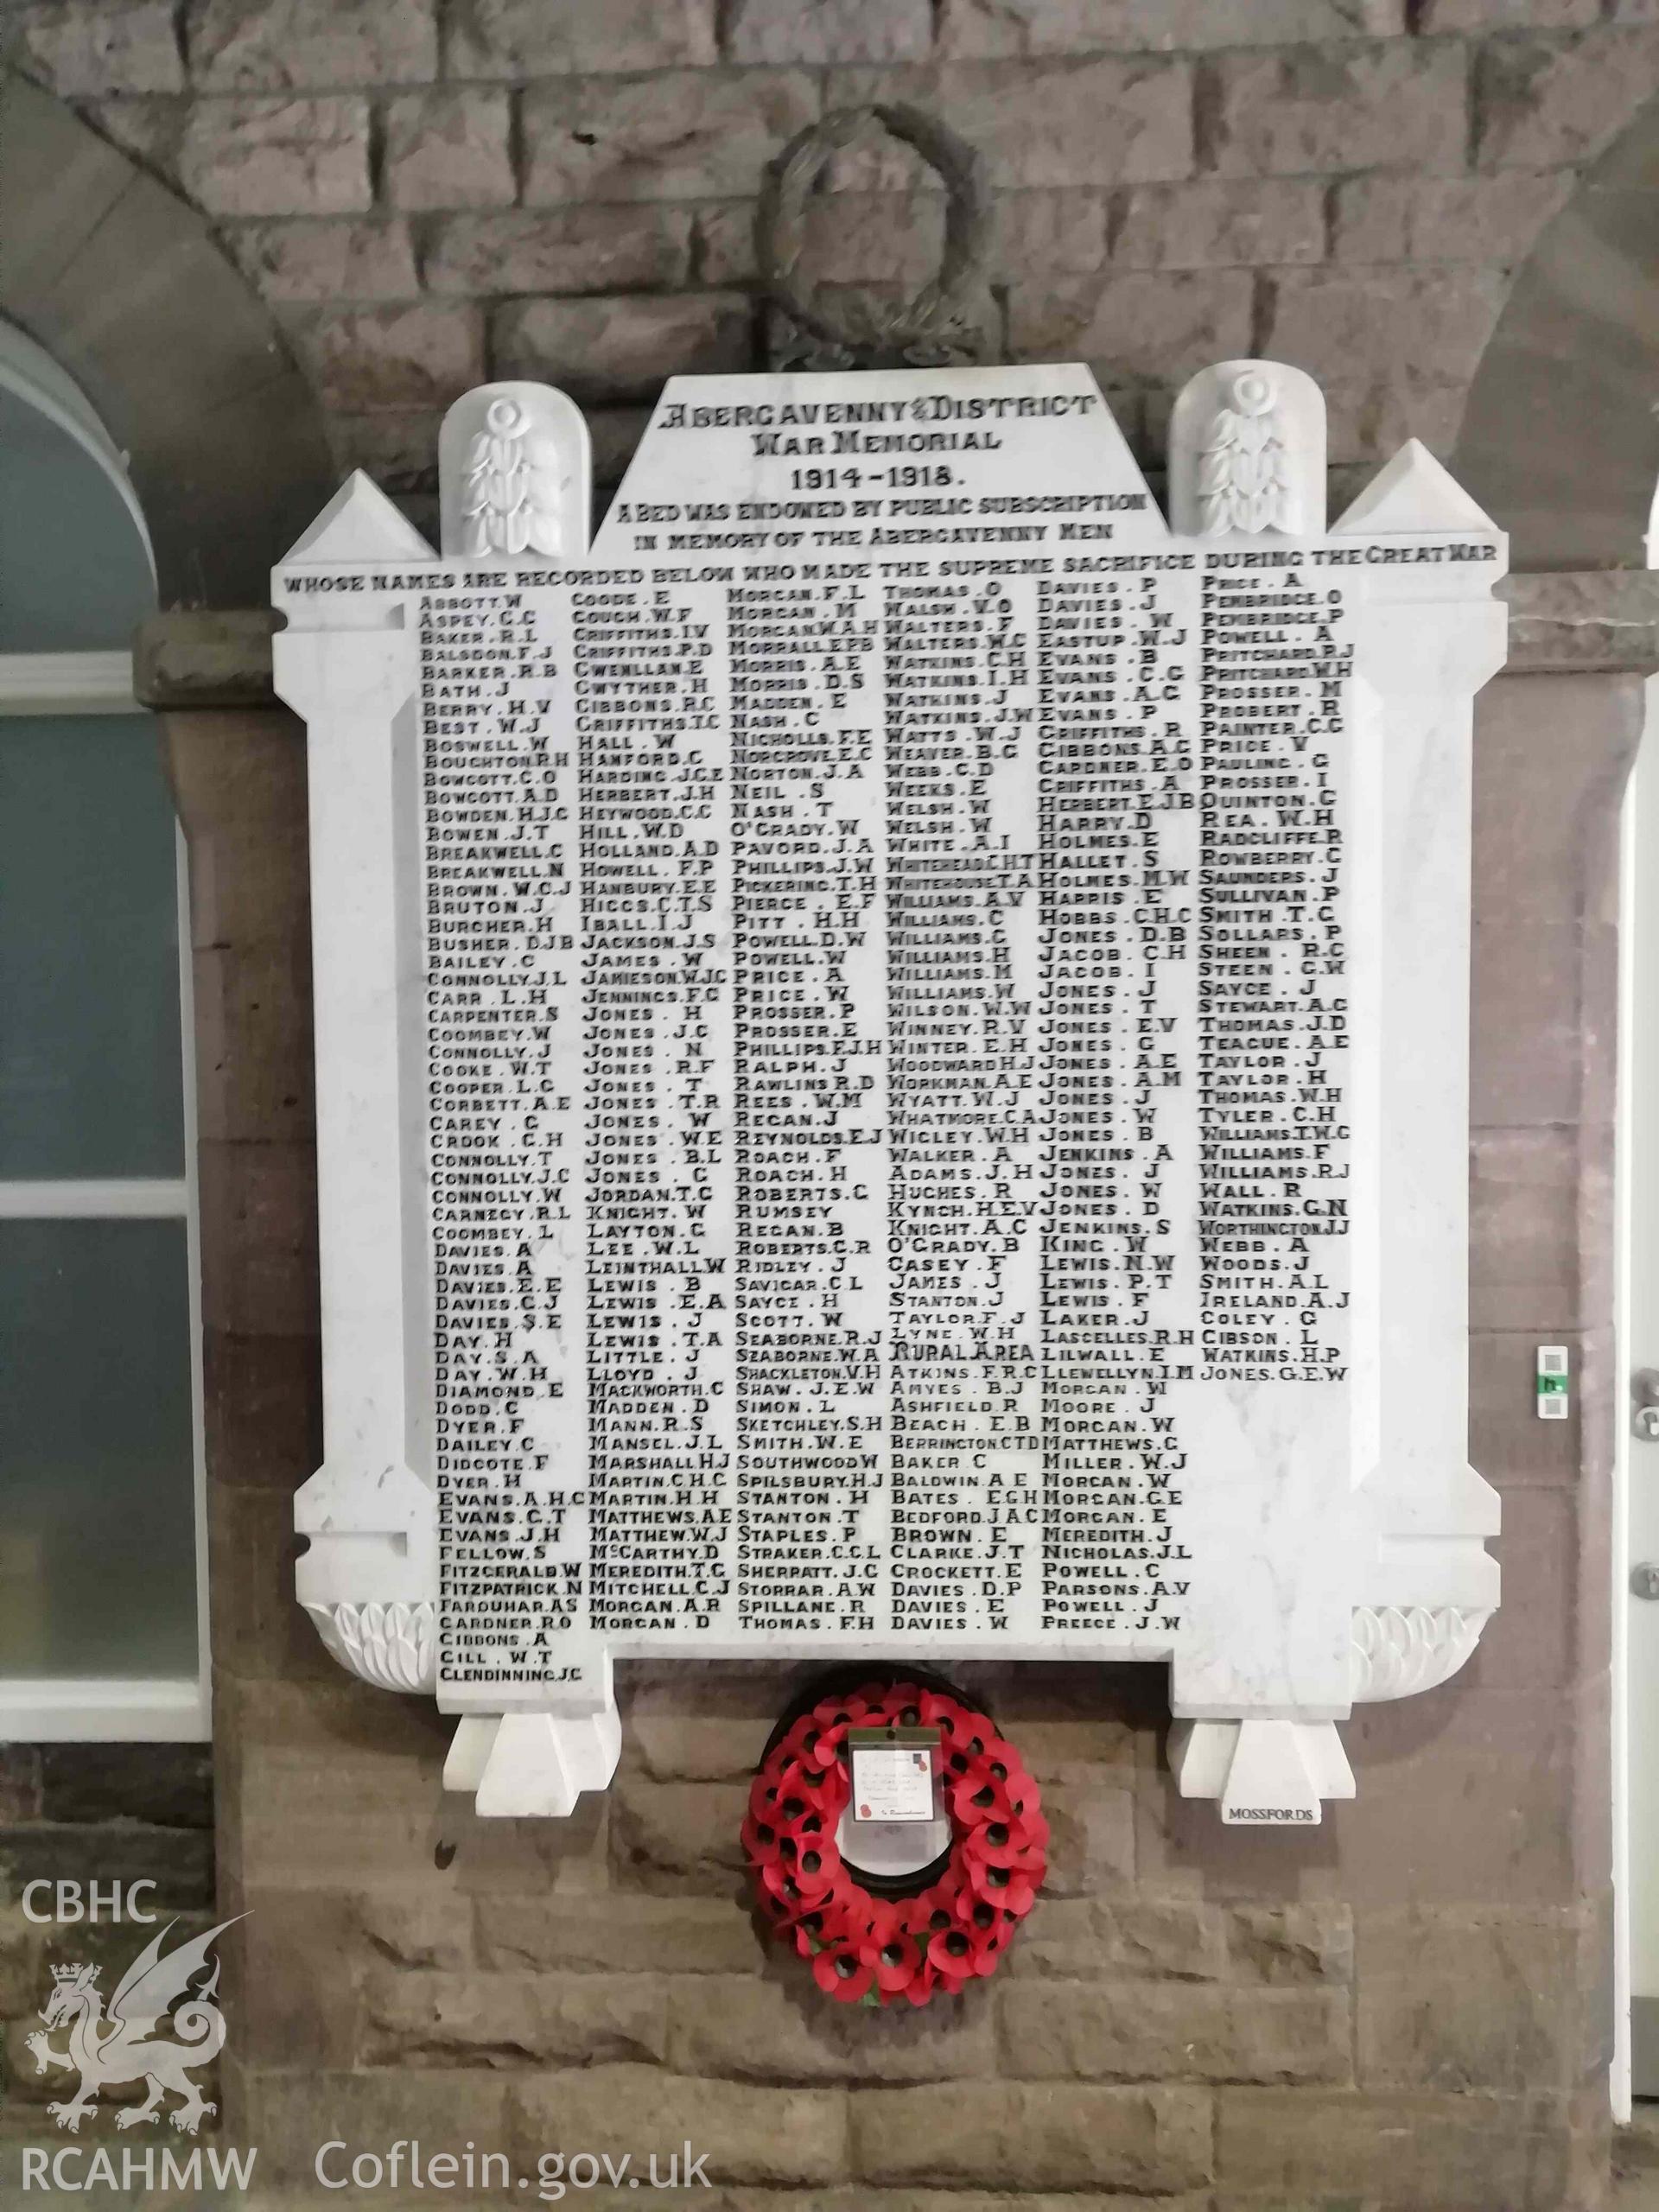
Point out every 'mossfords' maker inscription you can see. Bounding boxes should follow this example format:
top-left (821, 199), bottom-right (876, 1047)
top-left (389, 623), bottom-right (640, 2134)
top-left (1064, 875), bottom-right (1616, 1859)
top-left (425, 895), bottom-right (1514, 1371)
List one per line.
top-left (276, 361), bottom-right (1505, 1822)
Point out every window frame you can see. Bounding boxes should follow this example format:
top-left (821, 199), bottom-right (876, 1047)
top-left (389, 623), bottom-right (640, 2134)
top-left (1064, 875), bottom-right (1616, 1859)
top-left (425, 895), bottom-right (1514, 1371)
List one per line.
top-left (0, 646), bottom-right (210, 1741)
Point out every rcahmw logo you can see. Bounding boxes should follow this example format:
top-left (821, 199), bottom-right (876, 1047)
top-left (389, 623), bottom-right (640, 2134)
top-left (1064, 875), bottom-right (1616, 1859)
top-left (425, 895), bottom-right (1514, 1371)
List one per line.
top-left (16, 1882), bottom-right (257, 2193)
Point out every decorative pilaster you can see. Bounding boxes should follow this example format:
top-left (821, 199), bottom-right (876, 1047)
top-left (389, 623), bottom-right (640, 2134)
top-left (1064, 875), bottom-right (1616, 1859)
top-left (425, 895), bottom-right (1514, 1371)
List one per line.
top-left (272, 474), bottom-right (441, 1669)
top-left (1166, 385), bottom-right (1505, 1823)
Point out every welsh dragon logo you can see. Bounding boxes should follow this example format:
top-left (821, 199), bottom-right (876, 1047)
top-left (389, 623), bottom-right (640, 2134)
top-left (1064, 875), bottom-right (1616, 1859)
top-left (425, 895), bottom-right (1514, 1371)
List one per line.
top-left (27, 1917), bottom-right (241, 2135)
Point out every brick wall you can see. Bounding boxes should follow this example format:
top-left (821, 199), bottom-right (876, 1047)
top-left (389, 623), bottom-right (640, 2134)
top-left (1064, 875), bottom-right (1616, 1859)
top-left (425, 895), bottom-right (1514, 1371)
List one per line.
top-left (6, 0), bottom-right (1658, 540)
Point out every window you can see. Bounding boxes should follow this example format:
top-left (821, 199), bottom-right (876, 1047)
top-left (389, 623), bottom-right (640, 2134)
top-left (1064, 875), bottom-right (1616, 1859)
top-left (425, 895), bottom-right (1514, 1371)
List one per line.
top-left (0, 320), bottom-right (207, 1738)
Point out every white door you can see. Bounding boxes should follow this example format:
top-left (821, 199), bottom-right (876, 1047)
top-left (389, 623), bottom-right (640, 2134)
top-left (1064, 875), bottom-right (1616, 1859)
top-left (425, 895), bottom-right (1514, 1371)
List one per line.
top-left (1624, 680), bottom-right (1659, 2100)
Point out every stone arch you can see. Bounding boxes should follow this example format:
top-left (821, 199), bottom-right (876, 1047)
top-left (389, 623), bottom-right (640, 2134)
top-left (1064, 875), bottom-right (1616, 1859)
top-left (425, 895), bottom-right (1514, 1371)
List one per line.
top-left (0, 70), bottom-right (331, 607)
top-left (1455, 88), bottom-right (1659, 573)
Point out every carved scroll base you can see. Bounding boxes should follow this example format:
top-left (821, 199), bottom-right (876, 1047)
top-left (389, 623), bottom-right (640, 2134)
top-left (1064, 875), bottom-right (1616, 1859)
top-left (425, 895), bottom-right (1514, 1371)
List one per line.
top-left (300, 1599), bottom-right (620, 1818)
top-left (1169, 1605), bottom-right (1491, 1822)
top-left (303, 1600), bottom-right (436, 1693)
top-left (1351, 1604), bottom-right (1490, 1701)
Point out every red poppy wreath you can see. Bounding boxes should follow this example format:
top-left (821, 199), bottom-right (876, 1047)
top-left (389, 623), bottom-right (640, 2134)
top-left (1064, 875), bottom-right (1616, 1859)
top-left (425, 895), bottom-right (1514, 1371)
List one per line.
top-left (744, 1680), bottom-right (1046, 2006)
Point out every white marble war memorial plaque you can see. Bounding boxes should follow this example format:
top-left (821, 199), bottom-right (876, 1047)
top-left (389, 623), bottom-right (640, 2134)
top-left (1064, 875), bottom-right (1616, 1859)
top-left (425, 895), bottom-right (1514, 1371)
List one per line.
top-left (275, 360), bottom-right (1504, 1823)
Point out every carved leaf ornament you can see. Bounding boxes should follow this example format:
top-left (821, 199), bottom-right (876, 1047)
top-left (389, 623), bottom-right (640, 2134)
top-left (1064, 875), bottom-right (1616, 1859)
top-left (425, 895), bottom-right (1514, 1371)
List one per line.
top-left (1351, 1605), bottom-right (1488, 1702)
top-left (1197, 368), bottom-right (1292, 536)
top-left (461, 396), bottom-right (567, 559)
top-left (305, 1599), bottom-right (435, 1692)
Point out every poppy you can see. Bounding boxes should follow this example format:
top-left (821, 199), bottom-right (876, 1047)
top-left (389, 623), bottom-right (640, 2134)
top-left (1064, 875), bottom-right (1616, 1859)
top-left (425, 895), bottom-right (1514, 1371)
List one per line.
top-left (774, 1760), bottom-right (842, 1821)
top-left (853, 1896), bottom-right (901, 1945)
top-left (926, 1923), bottom-right (976, 1975)
top-left (896, 1881), bottom-right (956, 1943)
top-left (950, 1771), bottom-right (1015, 1828)
top-left (779, 1834), bottom-right (842, 1904)
top-left (902, 1958), bottom-right (963, 2005)
top-left (775, 1715), bottom-right (825, 1766)
top-left (963, 1811), bottom-right (1044, 1869)
top-left (969, 1933), bottom-right (1004, 1978)
top-left (865, 1932), bottom-right (920, 1996)
top-left (810, 1694), bottom-right (871, 1734)
top-left (789, 1907), bottom-right (829, 1957)
top-left (741, 1821), bottom-right (779, 1865)
top-left (916, 1690), bottom-right (965, 1738)
top-left (963, 1851), bottom-right (1041, 1917)
top-left (811, 1944), bottom-right (874, 2003)
top-left (761, 1841), bottom-right (843, 1910)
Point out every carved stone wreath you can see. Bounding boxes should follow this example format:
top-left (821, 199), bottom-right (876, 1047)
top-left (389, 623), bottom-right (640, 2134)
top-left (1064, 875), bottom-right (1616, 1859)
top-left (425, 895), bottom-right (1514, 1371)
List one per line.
top-left (756, 104), bottom-right (995, 371)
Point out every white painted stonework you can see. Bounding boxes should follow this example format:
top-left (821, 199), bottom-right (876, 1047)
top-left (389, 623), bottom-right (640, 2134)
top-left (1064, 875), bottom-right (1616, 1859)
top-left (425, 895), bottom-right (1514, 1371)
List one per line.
top-left (274, 361), bottom-right (1504, 1824)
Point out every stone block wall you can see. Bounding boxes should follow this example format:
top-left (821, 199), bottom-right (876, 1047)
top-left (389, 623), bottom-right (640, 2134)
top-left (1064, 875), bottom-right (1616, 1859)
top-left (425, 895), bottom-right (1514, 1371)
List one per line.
top-left (137, 572), bottom-right (1647, 2209)
top-left (0, 1746), bottom-right (214, 2135)
top-left (5, 0), bottom-right (1659, 537)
